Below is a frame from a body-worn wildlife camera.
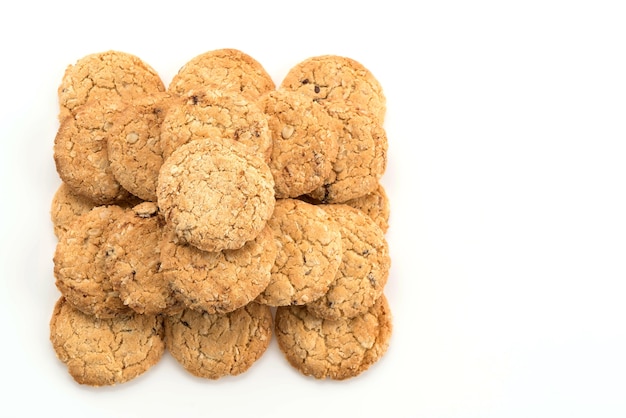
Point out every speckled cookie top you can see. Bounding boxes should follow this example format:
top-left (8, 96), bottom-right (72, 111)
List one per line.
top-left (305, 204), bottom-right (390, 320)
top-left (255, 199), bottom-right (343, 307)
top-left (50, 183), bottom-right (97, 238)
top-left (164, 302), bottom-right (273, 380)
top-left (49, 297), bottom-right (165, 386)
top-left (157, 137), bottom-right (275, 252)
top-left (168, 48), bottom-right (275, 102)
top-left (344, 183), bottom-right (390, 233)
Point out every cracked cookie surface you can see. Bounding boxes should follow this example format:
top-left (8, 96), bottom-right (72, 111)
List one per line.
top-left (157, 137), bottom-right (275, 252)
top-left (255, 199), bottom-right (342, 306)
top-left (164, 302), bottom-right (272, 379)
top-left (58, 50), bottom-right (164, 120)
top-left (257, 90), bottom-right (340, 198)
top-left (306, 204), bottom-right (390, 320)
top-left (50, 183), bottom-right (97, 238)
top-left (49, 296), bottom-right (165, 386)
top-left (168, 48), bottom-right (275, 102)
top-left (344, 183), bottom-right (390, 233)
top-left (275, 293), bottom-right (392, 380)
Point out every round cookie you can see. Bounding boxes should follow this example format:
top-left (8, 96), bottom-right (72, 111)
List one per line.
top-left (58, 50), bottom-right (165, 120)
top-left (168, 48), bottom-right (275, 102)
top-left (344, 183), bottom-right (390, 233)
top-left (255, 199), bottom-right (342, 306)
top-left (306, 204), bottom-right (390, 320)
top-left (160, 224), bottom-right (276, 314)
top-left (103, 202), bottom-right (182, 315)
top-left (307, 112), bottom-right (388, 203)
top-left (164, 302), bottom-right (273, 380)
top-left (279, 55), bottom-right (386, 123)
top-left (49, 297), bottom-right (165, 386)
top-left (53, 205), bottom-right (132, 318)
top-left (275, 293), bottom-right (392, 380)
top-left (54, 100), bottom-right (132, 205)
top-left (107, 92), bottom-right (179, 201)
top-left (50, 183), bottom-right (97, 238)
top-left (157, 137), bottom-right (275, 253)
top-left (160, 89), bottom-right (271, 162)
top-left (257, 90), bottom-right (340, 198)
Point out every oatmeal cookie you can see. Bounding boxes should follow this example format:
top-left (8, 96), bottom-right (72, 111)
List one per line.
top-left (344, 183), bottom-right (390, 233)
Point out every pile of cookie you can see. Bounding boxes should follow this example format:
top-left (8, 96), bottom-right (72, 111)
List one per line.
top-left (49, 49), bottom-right (392, 386)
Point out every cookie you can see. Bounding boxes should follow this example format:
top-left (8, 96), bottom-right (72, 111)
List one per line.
top-left (107, 92), bottom-right (179, 202)
top-left (279, 55), bottom-right (386, 123)
top-left (50, 183), bottom-right (97, 238)
top-left (257, 90), bottom-right (340, 198)
top-left (168, 48), bottom-right (275, 102)
top-left (344, 183), bottom-right (390, 233)
top-left (275, 293), bottom-right (392, 380)
top-left (305, 204), bottom-right (390, 320)
top-left (53, 205), bottom-right (132, 318)
top-left (255, 199), bottom-right (342, 306)
top-left (307, 112), bottom-right (388, 203)
top-left (49, 297), bottom-right (165, 386)
top-left (58, 50), bottom-right (165, 120)
top-left (157, 137), bottom-right (275, 252)
top-left (160, 89), bottom-right (271, 162)
top-left (164, 302), bottom-right (273, 380)
top-left (54, 100), bottom-right (132, 205)
top-left (103, 202), bottom-right (182, 315)
top-left (161, 224), bottom-right (276, 314)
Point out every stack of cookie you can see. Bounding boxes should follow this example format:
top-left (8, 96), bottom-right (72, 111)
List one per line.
top-left (49, 49), bottom-right (392, 386)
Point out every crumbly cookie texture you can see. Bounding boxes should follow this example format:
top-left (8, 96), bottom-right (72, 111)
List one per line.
top-left (306, 204), bottom-right (390, 320)
top-left (168, 48), bottom-right (275, 102)
top-left (50, 183), bottom-right (97, 238)
top-left (165, 302), bottom-right (273, 380)
top-left (344, 183), bottom-right (390, 233)
top-left (157, 137), bottom-right (275, 252)
top-left (58, 50), bottom-right (164, 120)
top-left (257, 90), bottom-right (340, 198)
top-left (107, 92), bottom-right (178, 202)
top-left (275, 294), bottom-right (392, 380)
top-left (255, 199), bottom-right (342, 306)
top-left (54, 205), bottom-right (133, 318)
top-left (103, 202), bottom-right (182, 315)
top-left (279, 55), bottom-right (386, 123)
top-left (160, 89), bottom-right (271, 162)
top-left (50, 297), bottom-right (165, 386)
top-left (161, 224), bottom-right (276, 314)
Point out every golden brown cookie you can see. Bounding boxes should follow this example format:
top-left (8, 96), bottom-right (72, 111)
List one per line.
top-left (54, 100), bottom-right (132, 205)
top-left (50, 183), bottom-right (97, 238)
top-left (168, 48), bottom-right (275, 102)
top-left (306, 204), bottom-right (390, 320)
top-left (275, 293), bottom-right (392, 380)
top-left (164, 302), bottom-right (273, 380)
top-left (157, 137), bottom-right (275, 252)
top-left (53, 205), bottom-right (132, 318)
top-left (257, 90), bottom-right (340, 198)
top-left (58, 50), bottom-right (165, 120)
top-left (49, 297), bottom-right (165, 386)
top-left (279, 55), bottom-right (386, 123)
top-left (160, 89), bottom-right (271, 162)
top-left (344, 183), bottom-right (390, 233)
top-left (103, 202), bottom-right (182, 315)
top-left (107, 92), bottom-right (179, 202)
top-left (255, 199), bottom-right (342, 306)
top-left (161, 224), bottom-right (276, 314)
top-left (307, 112), bottom-right (388, 203)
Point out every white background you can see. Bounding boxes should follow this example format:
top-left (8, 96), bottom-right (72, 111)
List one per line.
top-left (1, 1), bottom-right (625, 417)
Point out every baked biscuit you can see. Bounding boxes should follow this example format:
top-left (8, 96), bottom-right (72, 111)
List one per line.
top-left (165, 302), bottom-right (273, 379)
top-left (157, 137), bottom-right (275, 252)
top-left (161, 224), bottom-right (276, 314)
top-left (50, 183), bottom-right (97, 238)
top-left (344, 183), bottom-right (390, 233)
top-left (255, 199), bottom-right (342, 306)
top-left (50, 297), bottom-right (165, 386)
top-left (58, 50), bottom-right (164, 120)
top-left (306, 204), bottom-right (390, 320)
top-left (168, 48), bottom-right (275, 102)
top-left (257, 90), bottom-right (340, 198)
top-left (275, 294), bottom-right (392, 380)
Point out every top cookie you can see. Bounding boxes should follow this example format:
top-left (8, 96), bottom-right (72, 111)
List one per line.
top-left (279, 55), bottom-right (386, 123)
top-left (168, 48), bottom-right (275, 102)
top-left (58, 50), bottom-right (165, 120)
